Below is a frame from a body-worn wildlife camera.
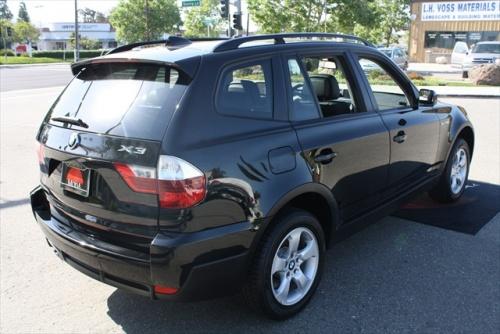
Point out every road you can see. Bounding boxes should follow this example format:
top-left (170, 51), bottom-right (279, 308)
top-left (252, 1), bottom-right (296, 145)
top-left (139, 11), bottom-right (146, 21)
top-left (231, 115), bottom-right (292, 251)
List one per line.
top-left (1, 68), bottom-right (499, 333)
top-left (0, 64), bottom-right (73, 92)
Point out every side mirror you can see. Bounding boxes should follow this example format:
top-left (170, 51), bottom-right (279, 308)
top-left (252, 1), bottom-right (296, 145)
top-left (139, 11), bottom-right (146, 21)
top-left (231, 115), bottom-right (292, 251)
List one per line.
top-left (419, 89), bottom-right (437, 106)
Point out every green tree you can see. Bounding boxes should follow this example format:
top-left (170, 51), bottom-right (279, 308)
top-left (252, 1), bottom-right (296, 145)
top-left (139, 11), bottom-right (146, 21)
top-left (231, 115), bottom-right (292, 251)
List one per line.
top-left (69, 32), bottom-right (102, 49)
top-left (17, 1), bottom-right (29, 22)
top-left (109, 0), bottom-right (181, 43)
top-left (247, 0), bottom-right (408, 46)
top-left (13, 20), bottom-right (39, 43)
top-left (183, 0), bottom-right (223, 37)
top-left (0, 0), bottom-right (13, 20)
top-left (375, 0), bottom-right (410, 46)
top-left (247, 0), bottom-right (327, 33)
top-left (79, 7), bottom-right (108, 23)
top-left (0, 18), bottom-right (13, 48)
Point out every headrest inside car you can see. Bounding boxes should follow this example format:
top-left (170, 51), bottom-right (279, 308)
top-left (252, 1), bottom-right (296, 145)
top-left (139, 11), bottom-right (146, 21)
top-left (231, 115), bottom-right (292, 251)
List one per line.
top-left (309, 74), bottom-right (341, 101)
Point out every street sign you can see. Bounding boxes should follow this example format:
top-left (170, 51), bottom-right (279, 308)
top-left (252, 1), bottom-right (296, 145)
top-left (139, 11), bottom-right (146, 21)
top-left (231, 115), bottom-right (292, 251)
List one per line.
top-left (182, 0), bottom-right (201, 7)
top-left (203, 17), bottom-right (217, 26)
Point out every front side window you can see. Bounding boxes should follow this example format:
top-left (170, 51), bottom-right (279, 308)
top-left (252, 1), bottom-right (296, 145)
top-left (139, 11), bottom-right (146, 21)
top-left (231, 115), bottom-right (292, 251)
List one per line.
top-left (301, 56), bottom-right (357, 118)
top-left (358, 57), bottom-right (410, 111)
top-left (216, 60), bottom-right (273, 119)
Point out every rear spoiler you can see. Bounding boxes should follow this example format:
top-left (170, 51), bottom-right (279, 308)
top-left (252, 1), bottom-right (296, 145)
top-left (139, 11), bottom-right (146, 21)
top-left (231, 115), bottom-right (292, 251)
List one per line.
top-left (70, 57), bottom-right (199, 79)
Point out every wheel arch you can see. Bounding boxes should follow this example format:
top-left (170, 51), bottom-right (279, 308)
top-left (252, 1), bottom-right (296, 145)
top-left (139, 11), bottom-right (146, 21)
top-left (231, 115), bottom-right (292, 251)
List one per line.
top-left (457, 126), bottom-right (474, 158)
top-left (258, 183), bottom-right (340, 247)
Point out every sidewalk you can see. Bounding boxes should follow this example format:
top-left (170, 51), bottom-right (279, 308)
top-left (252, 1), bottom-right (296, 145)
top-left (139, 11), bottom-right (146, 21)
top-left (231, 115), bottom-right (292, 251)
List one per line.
top-left (408, 62), bottom-right (462, 74)
top-left (0, 62), bottom-right (69, 68)
top-left (423, 85), bottom-right (500, 98)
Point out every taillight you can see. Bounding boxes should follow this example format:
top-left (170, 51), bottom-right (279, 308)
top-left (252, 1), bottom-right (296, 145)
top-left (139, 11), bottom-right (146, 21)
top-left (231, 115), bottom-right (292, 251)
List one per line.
top-left (113, 163), bottom-right (157, 194)
top-left (114, 155), bottom-right (206, 209)
top-left (157, 155), bottom-right (206, 209)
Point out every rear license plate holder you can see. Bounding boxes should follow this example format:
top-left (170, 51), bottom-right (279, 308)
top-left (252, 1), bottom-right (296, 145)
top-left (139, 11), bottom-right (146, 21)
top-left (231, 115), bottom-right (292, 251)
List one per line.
top-left (61, 164), bottom-right (90, 197)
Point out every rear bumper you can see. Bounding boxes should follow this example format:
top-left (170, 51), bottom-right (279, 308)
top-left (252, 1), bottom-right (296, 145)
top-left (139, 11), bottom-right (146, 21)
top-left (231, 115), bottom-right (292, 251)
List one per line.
top-left (30, 186), bottom-right (255, 301)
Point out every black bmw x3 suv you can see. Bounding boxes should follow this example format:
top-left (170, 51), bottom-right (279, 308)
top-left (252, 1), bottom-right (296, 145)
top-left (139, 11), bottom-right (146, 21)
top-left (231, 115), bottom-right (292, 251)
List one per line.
top-left (31, 33), bottom-right (474, 319)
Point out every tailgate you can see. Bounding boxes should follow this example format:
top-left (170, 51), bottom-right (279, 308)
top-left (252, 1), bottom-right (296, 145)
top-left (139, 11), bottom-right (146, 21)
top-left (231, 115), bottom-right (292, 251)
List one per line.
top-left (38, 124), bottom-right (161, 241)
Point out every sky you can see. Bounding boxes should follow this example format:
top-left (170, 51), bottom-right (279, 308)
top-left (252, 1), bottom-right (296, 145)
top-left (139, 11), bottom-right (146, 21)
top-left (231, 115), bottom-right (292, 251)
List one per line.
top-left (6, 0), bottom-right (119, 27)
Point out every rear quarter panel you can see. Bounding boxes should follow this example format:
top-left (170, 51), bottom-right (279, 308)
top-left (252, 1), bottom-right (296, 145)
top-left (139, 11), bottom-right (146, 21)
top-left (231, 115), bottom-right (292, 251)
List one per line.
top-left (159, 51), bottom-right (314, 233)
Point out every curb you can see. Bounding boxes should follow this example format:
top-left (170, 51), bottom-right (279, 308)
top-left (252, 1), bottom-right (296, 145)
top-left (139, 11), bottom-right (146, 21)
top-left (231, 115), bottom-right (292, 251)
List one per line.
top-left (0, 62), bottom-right (70, 68)
top-left (438, 94), bottom-right (500, 99)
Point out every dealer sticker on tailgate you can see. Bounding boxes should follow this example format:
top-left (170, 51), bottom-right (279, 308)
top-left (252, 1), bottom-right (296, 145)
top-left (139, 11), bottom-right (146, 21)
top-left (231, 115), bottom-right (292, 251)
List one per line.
top-left (61, 164), bottom-right (90, 197)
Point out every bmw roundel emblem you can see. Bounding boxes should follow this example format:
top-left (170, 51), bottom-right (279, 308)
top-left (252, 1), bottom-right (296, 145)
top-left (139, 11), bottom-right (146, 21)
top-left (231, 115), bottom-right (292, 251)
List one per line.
top-left (68, 132), bottom-right (80, 149)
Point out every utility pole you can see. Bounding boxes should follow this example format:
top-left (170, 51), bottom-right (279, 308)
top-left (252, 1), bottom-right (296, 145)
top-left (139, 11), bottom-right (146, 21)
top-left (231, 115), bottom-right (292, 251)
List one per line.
top-left (145, 0), bottom-right (150, 40)
top-left (74, 0), bottom-right (80, 61)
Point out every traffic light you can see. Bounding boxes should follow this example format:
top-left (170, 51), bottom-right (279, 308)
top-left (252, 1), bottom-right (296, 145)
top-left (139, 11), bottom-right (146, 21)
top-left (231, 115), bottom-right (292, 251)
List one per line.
top-left (220, 0), bottom-right (228, 19)
top-left (232, 13), bottom-right (242, 31)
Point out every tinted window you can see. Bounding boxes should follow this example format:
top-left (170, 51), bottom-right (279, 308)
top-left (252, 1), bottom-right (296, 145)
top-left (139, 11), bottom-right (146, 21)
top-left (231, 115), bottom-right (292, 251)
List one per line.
top-left (358, 57), bottom-right (410, 111)
top-left (216, 60), bottom-right (273, 119)
top-left (47, 62), bottom-right (190, 141)
top-left (287, 58), bottom-right (320, 121)
top-left (301, 56), bottom-right (357, 118)
top-left (472, 43), bottom-right (500, 54)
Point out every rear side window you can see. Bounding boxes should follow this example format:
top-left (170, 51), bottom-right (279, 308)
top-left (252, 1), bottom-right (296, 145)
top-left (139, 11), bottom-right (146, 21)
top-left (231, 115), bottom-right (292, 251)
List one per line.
top-left (216, 60), bottom-right (273, 119)
top-left (47, 62), bottom-right (190, 141)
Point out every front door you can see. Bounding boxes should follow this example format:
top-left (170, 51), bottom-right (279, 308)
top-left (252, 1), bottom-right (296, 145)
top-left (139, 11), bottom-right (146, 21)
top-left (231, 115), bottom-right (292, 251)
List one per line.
top-left (285, 53), bottom-right (390, 222)
top-left (352, 55), bottom-right (440, 190)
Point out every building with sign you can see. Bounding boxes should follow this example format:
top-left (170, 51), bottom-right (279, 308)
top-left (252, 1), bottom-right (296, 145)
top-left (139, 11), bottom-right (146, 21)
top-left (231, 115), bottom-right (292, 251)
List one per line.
top-left (409, 0), bottom-right (500, 62)
top-left (36, 23), bottom-right (117, 51)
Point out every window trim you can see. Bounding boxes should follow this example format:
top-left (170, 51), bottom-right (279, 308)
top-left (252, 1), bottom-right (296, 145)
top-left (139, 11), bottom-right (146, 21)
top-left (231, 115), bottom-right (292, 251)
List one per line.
top-left (214, 57), bottom-right (275, 121)
top-left (352, 51), bottom-right (418, 114)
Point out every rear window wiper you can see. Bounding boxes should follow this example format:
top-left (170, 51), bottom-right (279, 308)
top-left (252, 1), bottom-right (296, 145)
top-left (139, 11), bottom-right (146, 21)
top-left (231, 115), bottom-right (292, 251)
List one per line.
top-left (51, 116), bottom-right (89, 129)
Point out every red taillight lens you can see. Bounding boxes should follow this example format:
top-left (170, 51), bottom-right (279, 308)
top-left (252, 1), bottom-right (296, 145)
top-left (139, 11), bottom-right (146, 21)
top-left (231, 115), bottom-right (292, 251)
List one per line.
top-left (154, 285), bottom-right (178, 295)
top-left (158, 176), bottom-right (206, 209)
top-left (114, 163), bottom-right (157, 194)
top-left (114, 156), bottom-right (206, 209)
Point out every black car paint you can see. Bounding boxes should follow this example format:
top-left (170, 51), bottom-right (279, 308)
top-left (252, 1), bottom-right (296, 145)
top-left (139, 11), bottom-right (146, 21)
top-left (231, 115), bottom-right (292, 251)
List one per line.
top-left (31, 39), bottom-right (474, 301)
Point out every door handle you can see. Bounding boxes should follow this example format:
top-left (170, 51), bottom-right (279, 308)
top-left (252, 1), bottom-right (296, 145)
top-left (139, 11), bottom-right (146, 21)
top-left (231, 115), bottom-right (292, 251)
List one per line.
top-left (314, 150), bottom-right (337, 164)
top-left (393, 130), bottom-right (407, 144)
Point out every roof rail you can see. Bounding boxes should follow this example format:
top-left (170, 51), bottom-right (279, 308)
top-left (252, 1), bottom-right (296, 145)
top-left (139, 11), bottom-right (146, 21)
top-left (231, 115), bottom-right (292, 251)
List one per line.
top-left (107, 36), bottom-right (192, 55)
top-left (213, 33), bottom-right (374, 52)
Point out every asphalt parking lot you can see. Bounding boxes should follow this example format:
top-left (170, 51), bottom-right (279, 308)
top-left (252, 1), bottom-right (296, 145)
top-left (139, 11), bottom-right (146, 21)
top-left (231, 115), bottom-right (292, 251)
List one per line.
top-left (0, 66), bottom-right (499, 333)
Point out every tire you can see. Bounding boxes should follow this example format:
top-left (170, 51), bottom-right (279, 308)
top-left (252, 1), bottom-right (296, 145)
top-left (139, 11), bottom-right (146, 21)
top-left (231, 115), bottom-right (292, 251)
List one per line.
top-left (242, 209), bottom-right (325, 320)
top-left (462, 71), bottom-right (469, 79)
top-left (429, 138), bottom-right (470, 203)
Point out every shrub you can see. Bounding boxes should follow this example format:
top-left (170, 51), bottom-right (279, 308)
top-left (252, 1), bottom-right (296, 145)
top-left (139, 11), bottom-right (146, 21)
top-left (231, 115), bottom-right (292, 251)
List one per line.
top-left (32, 50), bottom-right (104, 59)
top-left (0, 49), bottom-right (15, 56)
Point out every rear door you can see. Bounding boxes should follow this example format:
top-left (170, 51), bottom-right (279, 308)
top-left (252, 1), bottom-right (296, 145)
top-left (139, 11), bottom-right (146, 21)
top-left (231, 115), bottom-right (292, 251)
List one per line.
top-left (285, 51), bottom-right (390, 222)
top-left (37, 61), bottom-right (191, 241)
top-left (351, 53), bottom-right (440, 191)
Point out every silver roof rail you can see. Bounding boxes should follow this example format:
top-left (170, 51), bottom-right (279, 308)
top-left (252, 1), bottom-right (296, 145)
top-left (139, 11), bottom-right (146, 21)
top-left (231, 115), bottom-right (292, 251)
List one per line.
top-left (213, 33), bottom-right (374, 52)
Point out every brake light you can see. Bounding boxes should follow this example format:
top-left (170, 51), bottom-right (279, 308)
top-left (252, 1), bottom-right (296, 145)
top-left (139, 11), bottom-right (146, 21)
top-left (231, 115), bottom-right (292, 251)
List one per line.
top-left (114, 155), bottom-right (206, 209)
top-left (154, 285), bottom-right (178, 295)
top-left (157, 155), bottom-right (206, 209)
top-left (113, 163), bottom-right (157, 194)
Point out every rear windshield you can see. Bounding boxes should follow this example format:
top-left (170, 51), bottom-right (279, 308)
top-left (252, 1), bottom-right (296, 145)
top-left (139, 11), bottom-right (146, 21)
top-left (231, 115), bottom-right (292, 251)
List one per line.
top-left (47, 62), bottom-right (190, 141)
top-left (472, 43), bottom-right (500, 54)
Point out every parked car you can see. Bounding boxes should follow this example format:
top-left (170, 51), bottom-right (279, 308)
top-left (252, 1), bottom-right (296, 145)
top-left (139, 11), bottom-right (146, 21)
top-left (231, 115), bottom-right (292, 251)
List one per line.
top-left (31, 33), bottom-right (474, 319)
top-left (451, 41), bottom-right (469, 66)
top-left (378, 46), bottom-right (408, 70)
top-left (453, 41), bottom-right (500, 78)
